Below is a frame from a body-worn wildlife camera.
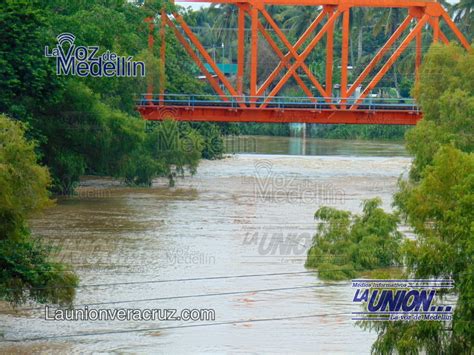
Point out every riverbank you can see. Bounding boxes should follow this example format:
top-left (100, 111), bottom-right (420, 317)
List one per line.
top-left (0, 137), bottom-right (412, 352)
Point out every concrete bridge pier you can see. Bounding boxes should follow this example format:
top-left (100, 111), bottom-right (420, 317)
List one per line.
top-left (289, 123), bottom-right (307, 156)
top-left (289, 123), bottom-right (306, 138)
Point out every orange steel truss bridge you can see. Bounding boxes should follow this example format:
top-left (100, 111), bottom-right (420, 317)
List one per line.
top-left (137, 0), bottom-right (471, 125)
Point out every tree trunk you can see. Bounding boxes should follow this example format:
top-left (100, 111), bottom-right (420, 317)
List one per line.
top-left (357, 25), bottom-right (363, 65)
top-left (393, 64), bottom-right (399, 94)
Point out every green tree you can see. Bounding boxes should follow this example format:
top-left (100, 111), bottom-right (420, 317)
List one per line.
top-left (122, 120), bottom-right (204, 186)
top-left (408, 44), bottom-right (474, 180)
top-left (0, 0), bottom-right (64, 125)
top-left (0, 114), bottom-right (78, 306)
top-left (364, 44), bottom-right (474, 355)
top-left (305, 198), bottom-right (402, 281)
top-left (1, 0), bottom-right (222, 195)
top-left (369, 146), bottom-right (474, 354)
top-left (454, 0), bottom-right (474, 38)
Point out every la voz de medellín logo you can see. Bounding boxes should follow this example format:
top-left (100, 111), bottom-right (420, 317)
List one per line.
top-left (45, 33), bottom-right (145, 77)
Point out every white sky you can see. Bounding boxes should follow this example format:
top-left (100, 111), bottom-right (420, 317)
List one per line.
top-left (178, 2), bottom-right (209, 10)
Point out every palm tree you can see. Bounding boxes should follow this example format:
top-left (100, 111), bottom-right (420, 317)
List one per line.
top-left (211, 4), bottom-right (237, 63)
top-left (279, 6), bottom-right (322, 39)
top-left (371, 8), bottom-right (405, 91)
top-left (454, 0), bottom-right (474, 37)
top-left (350, 8), bottom-right (372, 67)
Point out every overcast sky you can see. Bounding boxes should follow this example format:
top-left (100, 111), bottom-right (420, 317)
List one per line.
top-left (178, 2), bottom-right (209, 10)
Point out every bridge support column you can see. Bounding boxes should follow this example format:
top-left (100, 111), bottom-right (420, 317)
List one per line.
top-left (341, 8), bottom-right (350, 108)
top-left (237, 5), bottom-right (246, 96)
top-left (289, 123), bottom-right (307, 138)
top-left (145, 17), bottom-right (154, 103)
top-left (432, 17), bottom-right (439, 43)
top-left (416, 18), bottom-right (423, 79)
top-left (250, 5), bottom-right (259, 106)
top-left (325, 7), bottom-right (335, 97)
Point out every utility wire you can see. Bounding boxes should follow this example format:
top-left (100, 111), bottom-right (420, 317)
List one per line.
top-left (5, 270), bottom-right (320, 292)
top-left (4, 262), bottom-right (370, 291)
top-left (20, 283), bottom-right (343, 312)
top-left (8, 263), bottom-right (462, 292)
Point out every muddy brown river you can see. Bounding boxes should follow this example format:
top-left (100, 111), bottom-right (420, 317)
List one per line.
top-left (0, 136), bottom-right (411, 353)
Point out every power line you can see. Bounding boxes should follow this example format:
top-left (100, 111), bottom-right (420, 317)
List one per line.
top-left (75, 270), bottom-right (325, 288)
top-left (21, 283), bottom-right (343, 312)
top-left (4, 261), bottom-right (375, 292)
top-left (5, 270), bottom-right (322, 292)
top-left (0, 312), bottom-right (350, 343)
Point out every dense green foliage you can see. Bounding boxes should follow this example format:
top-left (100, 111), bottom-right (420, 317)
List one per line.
top-left (407, 44), bottom-right (474, 179)
top-left (306, 124), bottom-right (410, 140)
top-left (0, 114), bottom-right (78, 305)
top-left (368, 44), bottom-right (474, 355)
top-left (0, 0), bottom-right (223, 193)
top-left (305, 198), bottom-right (402, 280)
top-left (305, 44), bottom-right (473, 353)
top-left (234, 123), bottom-right (411, 140)
top-left (365, 145), bottom-right (474, 354)
top-left (236, 123), bottom-right (290, 137)
top-left (0, 0), bottom-right (224, 306)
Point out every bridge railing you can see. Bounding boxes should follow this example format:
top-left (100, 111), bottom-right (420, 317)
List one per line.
top-left (138, 94), bottom-right (420, 111)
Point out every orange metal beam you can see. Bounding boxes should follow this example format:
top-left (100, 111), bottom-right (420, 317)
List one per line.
top-left (138, 105), bottom-right (422, 125)
top-left (352, 14), bottom-right (429, 109)
top-left (326, 8), bottom-right (335, 96)
top-left (431, 16), bottom-right (439, 43)
top-left (262, 10), bottom-right (341, 107)
top-left (439, 30), bottom-right (450, 45)
top-left (347, 15), bottom-right (412, 98)
top-left (145, 17), bottom-right (154, 102)
top-left (441, 10), bottom-right (471, 50)
top-left (341, 8), bottom-right (350, 106)
top-left (259, 8), bottom-right (328, 99)
top-left (257, 9), bottom-right (328, 96)
top-left (257, 22), bottom-right (316, 100)
top-left (250, 6), bottom-right (259, 102)
top-left (237, 5), bottom-right (245, 95)
top-left (177, 0), bottom-right (439, 8)
top-left (173, 13), bottom-right (244, 104)
top-left (165, 17), bottom-right (229, 100)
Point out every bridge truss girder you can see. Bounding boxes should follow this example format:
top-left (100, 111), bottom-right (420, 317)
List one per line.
top-left (139, 0), bottom-right (471, 124)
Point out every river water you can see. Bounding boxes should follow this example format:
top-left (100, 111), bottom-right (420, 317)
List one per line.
top-left (0, 136), bottom-right (411, 354)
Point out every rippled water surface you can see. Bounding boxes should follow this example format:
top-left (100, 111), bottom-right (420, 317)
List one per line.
top-left (0, 136), bottom-right (411, 353)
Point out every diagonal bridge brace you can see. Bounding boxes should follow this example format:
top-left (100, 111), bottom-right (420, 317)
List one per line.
top-left (172, 12), bottom-right (245, 107)
top-left (346, 15), bottom-right (413, 99)
top-left (259, 7), bottom-right (330, 104)
top-left (262, 9), bottom-right (341, 108)
top-left (141, 0), bottom-right (472, 125)
top-left (257, 9), bottom-right (329, 98)
top-left (256, 21), bottom-right (317, 102)
top-left (351, 14), bottom-right (429, 109)
top-left (238, 3), bottom-right (319, 103)
top-left (165, 16), bottom-right (230, 101)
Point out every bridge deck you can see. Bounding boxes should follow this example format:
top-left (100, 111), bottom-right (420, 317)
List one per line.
top-left (137, 95), bottom-right (422, 125)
